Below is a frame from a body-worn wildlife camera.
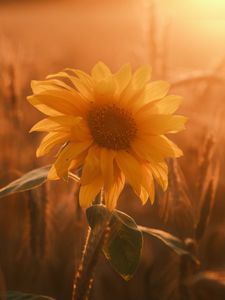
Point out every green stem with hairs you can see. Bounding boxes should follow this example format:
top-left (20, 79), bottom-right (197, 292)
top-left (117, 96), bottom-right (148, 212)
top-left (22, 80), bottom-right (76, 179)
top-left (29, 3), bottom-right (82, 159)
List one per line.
top-left (72, 189), bottom-right (109, 300)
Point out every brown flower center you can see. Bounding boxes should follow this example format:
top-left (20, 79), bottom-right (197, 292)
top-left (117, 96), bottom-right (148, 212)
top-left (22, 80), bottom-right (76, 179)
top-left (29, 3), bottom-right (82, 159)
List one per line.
top-left (87, 103), bottom-right (137, 150)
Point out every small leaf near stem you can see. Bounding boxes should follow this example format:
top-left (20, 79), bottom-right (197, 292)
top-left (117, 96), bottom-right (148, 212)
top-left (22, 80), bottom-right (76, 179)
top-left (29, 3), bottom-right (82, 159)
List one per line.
top-left (87, 205), bottom-right (143, 280)
top-left (0, 166), bottom-right (80, 199)
top-left (0, 165), bottom-right (51, 198)
top-left (139, 225), bottom-right (199, 265)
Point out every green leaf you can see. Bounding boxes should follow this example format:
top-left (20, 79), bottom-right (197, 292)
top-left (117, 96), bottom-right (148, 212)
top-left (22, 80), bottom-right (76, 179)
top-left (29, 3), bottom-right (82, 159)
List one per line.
top-left (106, 210), bottom-right (143, 280)
top-left (6, 291), bottom-right (55, 299)
top-left (0, 166), bottom-right (51, 199)
top-left (86, 205), bottom-right (143, 281)
top-left (139, 225), bottom-right (198, 263)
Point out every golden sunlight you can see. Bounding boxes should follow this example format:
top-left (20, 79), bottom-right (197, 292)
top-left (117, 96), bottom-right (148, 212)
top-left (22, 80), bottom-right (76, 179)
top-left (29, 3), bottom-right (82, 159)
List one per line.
top-left (1, 1), bottom-right (225, 299)
top-left (190, 0), bottom-right (225, 19)
top-left (162, 0), bottom-right (225, 19)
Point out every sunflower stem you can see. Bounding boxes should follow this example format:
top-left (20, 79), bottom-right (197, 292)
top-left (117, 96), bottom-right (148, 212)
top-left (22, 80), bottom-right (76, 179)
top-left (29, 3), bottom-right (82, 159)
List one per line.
top-left (72, 199), bottom-right (110, 300)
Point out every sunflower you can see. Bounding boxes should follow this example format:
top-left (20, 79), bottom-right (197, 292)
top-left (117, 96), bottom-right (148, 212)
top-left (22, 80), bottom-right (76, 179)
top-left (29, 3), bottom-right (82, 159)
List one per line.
top-left (28, 62), bottom-right (186, 211)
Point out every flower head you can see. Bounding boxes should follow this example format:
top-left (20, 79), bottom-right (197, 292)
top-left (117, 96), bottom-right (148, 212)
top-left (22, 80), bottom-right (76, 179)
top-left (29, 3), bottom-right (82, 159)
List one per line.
top-left (28, 62), bottom-right (186, 210)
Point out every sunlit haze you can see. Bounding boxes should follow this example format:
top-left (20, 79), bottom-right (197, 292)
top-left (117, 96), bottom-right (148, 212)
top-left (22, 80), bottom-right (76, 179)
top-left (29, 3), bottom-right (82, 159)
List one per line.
top-left (0, 1), bottom-right (225, 299)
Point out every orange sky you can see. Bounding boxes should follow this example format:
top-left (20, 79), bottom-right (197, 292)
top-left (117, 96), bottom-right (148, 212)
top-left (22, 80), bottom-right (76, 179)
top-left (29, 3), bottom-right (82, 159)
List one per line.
top-left (160, 0), bottom-right (225, 19)
top-left (155, 0), bottom-right (225, 71)
top-left (0, 0), bottom-right (224, 74)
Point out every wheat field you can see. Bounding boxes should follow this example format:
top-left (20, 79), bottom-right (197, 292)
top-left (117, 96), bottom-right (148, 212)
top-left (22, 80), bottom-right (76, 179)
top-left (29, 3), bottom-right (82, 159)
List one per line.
top-left (0, 1), bottom-right (225, 299)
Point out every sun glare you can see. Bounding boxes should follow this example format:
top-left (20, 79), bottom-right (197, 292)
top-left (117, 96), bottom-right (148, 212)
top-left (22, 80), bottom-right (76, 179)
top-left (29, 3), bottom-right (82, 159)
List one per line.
top-left (162, 0), bottom-right (225, 19)
top-left (192, 0), bottom-right (225, 19)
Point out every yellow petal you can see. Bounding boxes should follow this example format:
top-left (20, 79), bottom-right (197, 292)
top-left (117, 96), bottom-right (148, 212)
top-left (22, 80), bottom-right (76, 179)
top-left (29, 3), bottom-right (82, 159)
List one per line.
top-left (119, 82), bottom-right (144, 109)
top-left (100, 148), bottom-right (116, 190)
top-left (132, 65), bottom-right (151, 89)
top-left (80, 146), bottom-right (101, 185)
top-left (131, 138), bottom-right (163, 162)
top-left (69, 76), bottom-right (93, 100)
top-left (28, 93), bottom-right (77, 115)
top-left (137, 114), bottom-right (187, 135)
top-left (119, 66), bottom-right (150, 109)
top-left (70, 119), bottom-right (92, 142)
top-left (148, 161), bottom-right (168, 191)
top-left (155, 95), bottom-right (182, 114)
top-left (115, 151), bottom-right (142, 195)
top-left (66, 69), bottom-right (94, 87)
top-left (104, 165), bottom-right (125, 211)
top-left (69, 152), bottom-right (87, 173)
top-left (30, 116), bottom-right (81, 132)
top-left (141, 164), bottom-right (155, 204)
top-left (47, 153), bottom-right (85, 181)
top-left (31, 79), bottom-right (73, 94)
top-left (27, 96), bottom-right (62, 116)
top-left (127, 77), bottom-right (168, 113)
top-left (139, 95), bottom-right (182, 115)
top-left (36, 132), bottom-right (70, 157)
top-left (144, 81), bottom-right (170, 102)
top-left (94, 77), bottom-right (116, 104)
top-left (91, 61), bottom-right (111, 80)
top-left (47, 166), bottom-right (60, 181)
top-left (132, 135), bottom-right (183, 162)
top-left (114, 63), bottom-right (132, 94)
top-left (28, 89), bottom-right (87, 116)
top-left (139, 187), bottom-right (149, 205)
top-left (156, 135), bottom-right (183, 157)
top-left (47, 71), bottom-right (94, 100)
top-left (46, 71), bottom-right (85, 91)
top-left (47, 71), bottom-right (72, 81)
top-left (79, 176), bottom-right (103, 208)
top-left (48, 141), bottom-right (92, 180)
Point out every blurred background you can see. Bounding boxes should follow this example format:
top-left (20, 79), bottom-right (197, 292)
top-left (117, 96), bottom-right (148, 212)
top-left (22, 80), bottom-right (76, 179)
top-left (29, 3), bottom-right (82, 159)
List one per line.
top-left (0, 0), bottom-right (225, 299)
